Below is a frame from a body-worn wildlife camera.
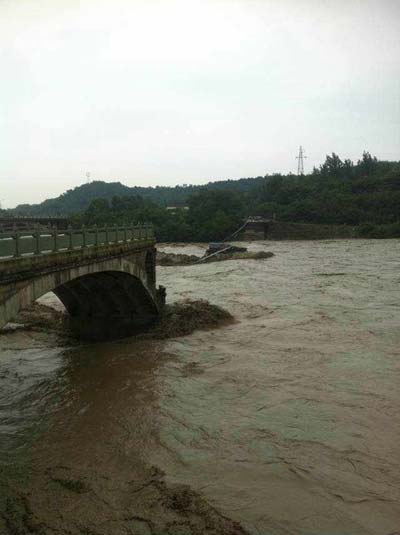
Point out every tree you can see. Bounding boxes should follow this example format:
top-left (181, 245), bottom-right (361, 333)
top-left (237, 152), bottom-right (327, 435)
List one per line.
top-left (357, 151), bottom-right (378, 177)
top-left (320, 153), bottom-right (344, 178)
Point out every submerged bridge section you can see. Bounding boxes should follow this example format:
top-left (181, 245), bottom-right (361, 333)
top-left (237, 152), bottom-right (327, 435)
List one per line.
top-left (0, 224), bottom-right (164, 340)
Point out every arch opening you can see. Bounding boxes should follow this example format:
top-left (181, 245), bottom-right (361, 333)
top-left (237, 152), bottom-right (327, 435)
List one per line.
top-left (0, 267), bottom-right (159, 341)
top-left (52, 271), bottom-right (159, 340)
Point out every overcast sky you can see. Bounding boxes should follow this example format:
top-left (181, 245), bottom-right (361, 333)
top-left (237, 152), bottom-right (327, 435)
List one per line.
top-left (1, 0), bottom-right (399, 208)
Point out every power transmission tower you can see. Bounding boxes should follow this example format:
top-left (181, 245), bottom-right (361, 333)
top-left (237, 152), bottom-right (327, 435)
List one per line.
top-left (86, 172), bottom-right (91, 184)
top-left (296, 146), bottom-right (307, 175)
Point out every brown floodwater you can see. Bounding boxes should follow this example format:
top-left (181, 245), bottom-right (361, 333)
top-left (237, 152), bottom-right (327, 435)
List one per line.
top-left (0, 239), bottom-right (399, 534)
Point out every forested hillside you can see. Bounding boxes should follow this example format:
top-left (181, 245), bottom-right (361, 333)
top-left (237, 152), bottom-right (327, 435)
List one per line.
top-left (9, 176), bottom-right (266, 216)
top-left (72, 152), bottom-right (400, 241)
top-left (250, 152), bottom-right (400, 226)
top-left (7, 152), bottom-right (400, 241)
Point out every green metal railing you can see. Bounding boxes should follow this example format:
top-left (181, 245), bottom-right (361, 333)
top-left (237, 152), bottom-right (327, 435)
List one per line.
top-left (0, 223), bottom-right (154, 261)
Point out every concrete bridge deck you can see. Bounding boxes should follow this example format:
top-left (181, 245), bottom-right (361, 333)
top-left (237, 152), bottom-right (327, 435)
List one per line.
top-left (0, 224), bottom-right (163, 340)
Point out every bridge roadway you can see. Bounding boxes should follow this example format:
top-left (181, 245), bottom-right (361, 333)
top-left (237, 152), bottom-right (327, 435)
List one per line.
top-left (0, 224), bottom-right (164, 340)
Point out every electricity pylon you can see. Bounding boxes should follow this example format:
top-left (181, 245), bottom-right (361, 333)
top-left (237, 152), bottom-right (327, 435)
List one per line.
top-left (296, 146), bottom-right (307, 175)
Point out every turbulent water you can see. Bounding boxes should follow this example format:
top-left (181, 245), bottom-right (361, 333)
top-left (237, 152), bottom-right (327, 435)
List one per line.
top-left (0, 239), bottom-right (399, 534)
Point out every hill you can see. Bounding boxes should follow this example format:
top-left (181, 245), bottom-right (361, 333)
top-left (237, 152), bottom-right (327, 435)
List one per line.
top-left (6, 152), bottom-right (400, 241)
top-left (9, 177), bottom-right (266, 217)
top-left (74, 152), bottom-right (400, 241)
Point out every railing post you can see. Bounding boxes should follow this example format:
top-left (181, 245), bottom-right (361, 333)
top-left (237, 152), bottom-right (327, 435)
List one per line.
top-left (53, 226), bottom-right (58, 252)
top-left (68, 225), bottom-right (73, 250)
top-left (124, 226), bottom-right (127, 242)
top-left (82, 225), bottom-right (86, 248)
top-left (14, 231), bottom-right (20, 257)
top-left (105, 225), bottom-right (109, 245)
top-left (35, 228), bottom-right (40, 255)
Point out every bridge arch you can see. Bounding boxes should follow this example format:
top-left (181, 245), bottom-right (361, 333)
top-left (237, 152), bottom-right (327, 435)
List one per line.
top-left (0, 248), bottom-right (160, 340)
top-left (54, 270), bottom-right (158, 340)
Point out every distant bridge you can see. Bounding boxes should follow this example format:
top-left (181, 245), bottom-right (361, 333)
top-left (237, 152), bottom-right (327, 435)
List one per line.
top-left (0, 216), bottom-right (69, 231)
top-left (0, 224), bottom-right (164, 340)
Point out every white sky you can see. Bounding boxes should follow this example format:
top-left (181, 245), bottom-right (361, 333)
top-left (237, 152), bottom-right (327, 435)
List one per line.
top-left (1, 0), bottom-right (399, 207)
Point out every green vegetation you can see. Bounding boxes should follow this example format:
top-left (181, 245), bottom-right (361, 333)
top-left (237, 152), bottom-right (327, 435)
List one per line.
top-left (251, 152), bottom-right (400, 227)
top-left (7, 152), bottom-right (400, 240)
top-left (10, 177), bottom-right (265, 217)
top-left (73, 189), bottom-right (246, 242)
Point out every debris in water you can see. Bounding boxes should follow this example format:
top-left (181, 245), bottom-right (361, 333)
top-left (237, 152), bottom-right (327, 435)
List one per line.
top-left (2, 300), bottom-right (234, 341)
top-left (157, 251), bottom-right (200, 266)
top-left (157, 249), bottom-right (274, 266)
top-left (206, 242), bottom-right (247, 255)
top-left (140, 299), bottom-right (234, 339)
top-left (4, 303), bottom-right (67, 334)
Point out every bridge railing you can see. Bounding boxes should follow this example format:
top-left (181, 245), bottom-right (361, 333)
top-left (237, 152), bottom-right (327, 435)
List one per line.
top-left (0, 224), bottom-right (154, 260)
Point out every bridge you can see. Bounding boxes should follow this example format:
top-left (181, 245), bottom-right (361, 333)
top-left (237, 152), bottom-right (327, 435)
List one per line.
top-left (0, 216), bottom-right (69, 231)
top-left (0, 224), bottom-right (164, 340)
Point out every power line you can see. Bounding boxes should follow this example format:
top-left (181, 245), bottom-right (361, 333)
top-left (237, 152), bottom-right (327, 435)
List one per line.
top-left (296, 146), bottom-right (307, 175)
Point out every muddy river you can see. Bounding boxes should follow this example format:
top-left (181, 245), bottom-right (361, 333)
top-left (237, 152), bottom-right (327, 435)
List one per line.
top-left (0, 239), bottom-right (399, 534)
